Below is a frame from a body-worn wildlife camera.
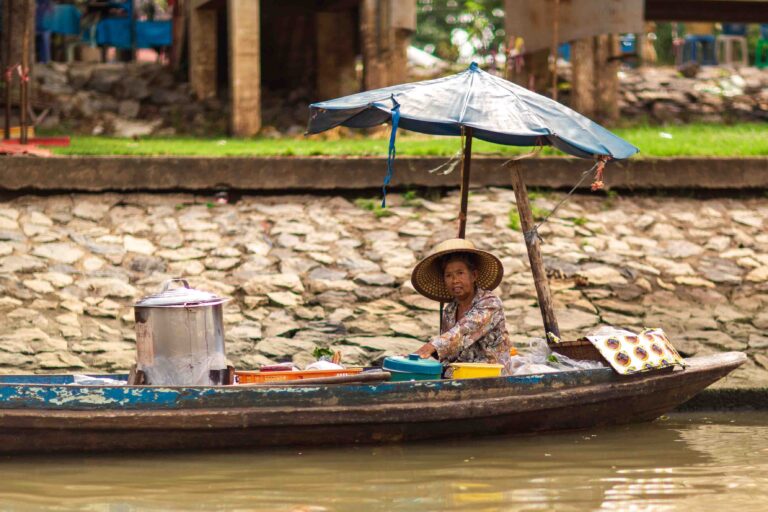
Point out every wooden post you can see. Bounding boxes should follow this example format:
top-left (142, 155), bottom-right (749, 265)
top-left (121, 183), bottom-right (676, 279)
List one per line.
top-left (228, 0), bottom-right (261, 136)
top-left (2, 0), bottom-right (12, 140)
top-left (550, 0), bottom-right (559, 101)
top-left (570, 37), bottom-right (596, 119)
top-left (595, 34), bottom-right (620, 124)
top-left (457, 127), bottom-right (473, 239)
top-left (189, 2), bottom-right (218, 100)
top-left (510, 165), bottom-right (560, 339)
top-left (19, 0), bottom-right (29, 145)
top-left (316, 10), bottom-right (358, 100)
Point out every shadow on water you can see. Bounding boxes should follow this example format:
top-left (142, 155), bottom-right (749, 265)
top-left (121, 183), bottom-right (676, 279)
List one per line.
top-left (0, 413), bottom-right (766, 511)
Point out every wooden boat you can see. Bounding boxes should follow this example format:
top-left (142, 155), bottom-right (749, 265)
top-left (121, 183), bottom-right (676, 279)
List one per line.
top-left (0, 352), bottom-right (745, 454)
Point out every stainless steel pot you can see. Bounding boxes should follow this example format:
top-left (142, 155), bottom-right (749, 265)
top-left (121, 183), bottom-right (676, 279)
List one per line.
top-left (134, 278), bottom-right (230, 386)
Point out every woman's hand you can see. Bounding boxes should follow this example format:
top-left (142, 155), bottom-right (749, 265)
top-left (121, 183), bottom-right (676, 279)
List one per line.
top-left (414, 342), bottom-right (437, 359)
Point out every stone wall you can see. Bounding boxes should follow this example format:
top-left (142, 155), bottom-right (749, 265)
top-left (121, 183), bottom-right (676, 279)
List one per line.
top-left (0, 189), bottom-right (766, 388)
top-left (618, 66), bottom-right (768, 124)
top-left (33, 62), bottom-right (227, 137)
top-left (27, 62), bottom-right (768, 137)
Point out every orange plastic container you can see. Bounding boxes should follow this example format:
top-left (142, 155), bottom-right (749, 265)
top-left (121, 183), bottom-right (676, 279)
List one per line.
top-left (235, 368), bottom-right (363, 384)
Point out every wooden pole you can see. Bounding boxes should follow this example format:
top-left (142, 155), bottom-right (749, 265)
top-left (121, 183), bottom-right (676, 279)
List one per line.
top-left (20, 0), bottom-right (30, 144)
top-left (457, 126), bottom-right (473, 239)
top-left (510, 164), bottom-right (560, 339)
top-left (3, 0), bottom-right (12, 140)
top-left (551, 0), bottom-right (560, 101)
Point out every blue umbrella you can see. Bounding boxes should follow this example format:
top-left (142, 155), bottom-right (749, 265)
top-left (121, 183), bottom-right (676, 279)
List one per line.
top-left (307, 62), bottom-right (637, 237)
top-left (307, 62), bottom-right (638, 338)
top-left (308, 62), bottom-right (638, 160)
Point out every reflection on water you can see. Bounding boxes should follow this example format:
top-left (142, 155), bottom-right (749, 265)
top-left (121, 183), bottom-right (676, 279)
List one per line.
top-left (0, 413), bottom-right (767, 511)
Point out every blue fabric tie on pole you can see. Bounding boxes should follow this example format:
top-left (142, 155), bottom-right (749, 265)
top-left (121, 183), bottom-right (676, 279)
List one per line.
top-left (381, 96), bottom-right (401, 208)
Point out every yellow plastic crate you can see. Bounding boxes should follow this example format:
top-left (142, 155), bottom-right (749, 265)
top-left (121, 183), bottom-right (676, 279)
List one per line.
top-left (449, 363), bottom-right (503, 379)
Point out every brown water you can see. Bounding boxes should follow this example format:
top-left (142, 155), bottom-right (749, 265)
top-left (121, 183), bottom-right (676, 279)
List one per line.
top-left (1, 412), bottom-right (767, 511)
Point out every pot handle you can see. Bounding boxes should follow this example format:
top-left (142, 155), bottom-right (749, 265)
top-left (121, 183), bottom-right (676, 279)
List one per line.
top-left (161, 278), bottom-right (191, 292)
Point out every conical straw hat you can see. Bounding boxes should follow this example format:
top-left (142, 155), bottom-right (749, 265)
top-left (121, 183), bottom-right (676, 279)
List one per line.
top-left (411, 238), bottom-right (504, 302)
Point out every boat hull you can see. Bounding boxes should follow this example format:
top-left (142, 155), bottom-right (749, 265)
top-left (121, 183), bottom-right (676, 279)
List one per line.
top-left (0, 352), bottom-right (745, 453)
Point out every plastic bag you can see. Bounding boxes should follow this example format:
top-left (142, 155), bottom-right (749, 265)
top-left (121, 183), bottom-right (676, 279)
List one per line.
top-left (70, 374), bottom-right (126, 386)
top-left (305, 360), bottom-right (345, 371)
top-left (140, 351), bottom-right (228, 386)
top-left (510, 338), bottom-right (605, 376)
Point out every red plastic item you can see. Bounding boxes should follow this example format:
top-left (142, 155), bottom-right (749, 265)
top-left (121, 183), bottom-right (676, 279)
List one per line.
top-left (235, 368), bottom-right (363, 384)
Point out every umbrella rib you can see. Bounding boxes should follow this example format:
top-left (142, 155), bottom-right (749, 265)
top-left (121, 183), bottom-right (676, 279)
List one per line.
top-left (457, 67), bottom-right (476, 126)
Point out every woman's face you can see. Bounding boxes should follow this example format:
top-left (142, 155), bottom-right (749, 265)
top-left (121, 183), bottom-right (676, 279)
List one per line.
top-left (443, 259), bottom-right (478, 302)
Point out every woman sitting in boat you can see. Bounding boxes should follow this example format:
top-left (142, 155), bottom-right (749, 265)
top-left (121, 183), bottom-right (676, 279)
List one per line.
top-left (411, 239), bottom-right (513, 375)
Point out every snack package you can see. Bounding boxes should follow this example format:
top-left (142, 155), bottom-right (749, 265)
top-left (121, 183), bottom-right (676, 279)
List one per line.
top-left (584, 326), bottom-right (686, 375)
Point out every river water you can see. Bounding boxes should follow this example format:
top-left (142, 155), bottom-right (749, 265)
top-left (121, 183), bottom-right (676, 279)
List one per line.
top-left (0, 412), bottom-right (766, 511)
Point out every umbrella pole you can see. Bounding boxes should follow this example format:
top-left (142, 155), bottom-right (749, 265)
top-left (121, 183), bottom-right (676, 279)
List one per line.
top-left (457, 126), bottom-right (473, 239)
top-left (510, 165), bottom-right (561, 339)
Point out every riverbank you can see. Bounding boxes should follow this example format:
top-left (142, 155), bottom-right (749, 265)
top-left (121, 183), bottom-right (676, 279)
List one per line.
top-left (0, 188), bottom-right (765, 388)
top-left (2, 156), bottom-right (768, 192)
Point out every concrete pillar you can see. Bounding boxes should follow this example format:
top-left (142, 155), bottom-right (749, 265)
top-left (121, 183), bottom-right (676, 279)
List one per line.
top-left (571, 37), bottom-right (596, 118)
top-left (594, 34), bottom-right (620, 124)
top-left (360, 0), bottom-right (415, 90)
top-left (390, 28), bottom-right (411, 85)
top-left (316, 11), bottom-right (358, 100)
top-left (360, 0), bottom-right (384, 90)
top-left (189, 4), bottom-right (218, 99)
top-left (228, 0), bottom-right (261, 136)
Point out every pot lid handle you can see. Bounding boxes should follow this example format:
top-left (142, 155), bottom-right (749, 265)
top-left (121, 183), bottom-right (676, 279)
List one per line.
top-left (161, 278), bottom-right (191, 293)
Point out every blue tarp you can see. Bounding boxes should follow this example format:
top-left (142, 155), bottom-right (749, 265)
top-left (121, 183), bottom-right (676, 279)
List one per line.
top-left (308, 62), bottom-right (638, 160)
top-left (95, 18), bottom-right (172, 49)
top-left (41, 4), bottom-right (81, 36)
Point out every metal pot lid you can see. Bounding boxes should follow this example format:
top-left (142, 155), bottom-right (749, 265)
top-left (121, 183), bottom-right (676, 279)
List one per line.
top-left (135, 278), bottom-right (229, 307)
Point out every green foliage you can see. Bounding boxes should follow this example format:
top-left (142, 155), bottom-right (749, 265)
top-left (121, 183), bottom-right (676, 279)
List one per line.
top-left (312, 347), bottom-right (334, 360)
top-left (402, 189), bottom-right (421, 206)
top-left (414, 0), bottom-right (505, 63)
top-left (602, 190), bottom-right (620, 209)
top-left (570, 216), bottom-right (588, 227)
top-left (354, 198), bottom-right (393, 218)
top-left (507, 209), bottom-right (521, 231)
top-left (531, 205), bottom-right (550, 221)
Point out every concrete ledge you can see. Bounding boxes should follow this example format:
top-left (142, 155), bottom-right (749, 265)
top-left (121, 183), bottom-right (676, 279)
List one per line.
top-left (1, 156), bottom-right (767, 192)
top-left (674, 388), bottom-right (768, 411)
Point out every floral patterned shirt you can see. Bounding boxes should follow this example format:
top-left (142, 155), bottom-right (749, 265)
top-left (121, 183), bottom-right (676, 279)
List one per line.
top-left (430, 288), bottom-right (513, 375)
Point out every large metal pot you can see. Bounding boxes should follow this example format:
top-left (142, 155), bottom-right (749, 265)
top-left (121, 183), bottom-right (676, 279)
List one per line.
top-left (134, 278), bottom-right (230, 386)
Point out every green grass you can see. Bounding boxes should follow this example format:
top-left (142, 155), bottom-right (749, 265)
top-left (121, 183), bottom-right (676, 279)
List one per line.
top-left (49, 123), bottom-right (768, 157)
top-left (508, 209), bottom-right (521, 231)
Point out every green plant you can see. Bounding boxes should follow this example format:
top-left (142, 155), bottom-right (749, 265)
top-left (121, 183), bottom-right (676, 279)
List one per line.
top-left (531, 205), bottom-right (550, 221)
top-left (312, 347), bottom-right (334, 360)
top-left (508, 209), bottom-right (521, 231)
top-left (570, 216), bottom-right (588, 227)
top-left (354, 198), bottom-right (392, 218)
top-left (402, 189), bottom-right (420, 207)
top-left (601, 190), bottom-right (619, 210)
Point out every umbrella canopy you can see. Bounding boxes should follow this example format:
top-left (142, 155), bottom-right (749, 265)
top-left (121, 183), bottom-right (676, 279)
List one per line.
top-left (307, 62), bottom-right (638, 160)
